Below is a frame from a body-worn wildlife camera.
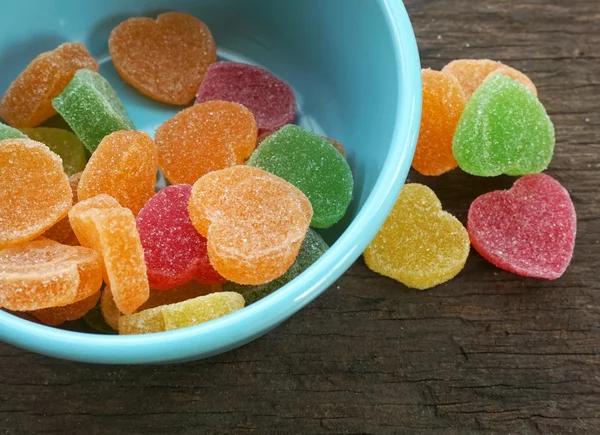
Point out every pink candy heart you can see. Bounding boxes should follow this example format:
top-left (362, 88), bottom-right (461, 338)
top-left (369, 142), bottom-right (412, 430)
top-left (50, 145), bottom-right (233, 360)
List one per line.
top-left (468, 174), bottom-right (576, 279)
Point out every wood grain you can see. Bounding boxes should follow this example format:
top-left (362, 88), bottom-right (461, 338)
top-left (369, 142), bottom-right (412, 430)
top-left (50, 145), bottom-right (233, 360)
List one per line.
top-left (1, 0), bottom-right (599, 433)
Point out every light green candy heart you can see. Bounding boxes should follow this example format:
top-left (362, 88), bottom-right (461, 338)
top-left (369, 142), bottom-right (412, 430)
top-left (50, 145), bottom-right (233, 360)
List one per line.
top-left (0, 122), bottom-right (28, 141)
top-left (452, 74), bottom-right (554, 177)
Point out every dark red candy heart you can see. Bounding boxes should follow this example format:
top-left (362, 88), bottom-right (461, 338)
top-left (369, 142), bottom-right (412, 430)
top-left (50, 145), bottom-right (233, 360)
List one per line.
top-left (468, 174), bottom-right (576, 279)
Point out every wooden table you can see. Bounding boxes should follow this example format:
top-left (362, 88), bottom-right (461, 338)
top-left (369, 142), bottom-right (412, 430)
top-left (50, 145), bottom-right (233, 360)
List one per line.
top-left (1, 1), bottom-right (598, 433)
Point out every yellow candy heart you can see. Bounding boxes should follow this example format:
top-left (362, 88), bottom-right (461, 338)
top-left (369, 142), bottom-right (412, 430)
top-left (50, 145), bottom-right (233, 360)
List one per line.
top-left (364, 184), bottom-right (470, 290)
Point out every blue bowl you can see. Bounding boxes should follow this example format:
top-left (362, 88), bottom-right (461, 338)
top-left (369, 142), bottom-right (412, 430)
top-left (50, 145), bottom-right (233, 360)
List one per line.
top-left (0, 0), bottom-right (420, 363)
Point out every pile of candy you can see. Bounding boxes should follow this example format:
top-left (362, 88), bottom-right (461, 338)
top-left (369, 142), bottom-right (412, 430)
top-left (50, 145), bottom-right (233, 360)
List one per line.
top-left (0, 12), bottom-right (353, 334)
top-left (366, 59), bottom-right (576, 289)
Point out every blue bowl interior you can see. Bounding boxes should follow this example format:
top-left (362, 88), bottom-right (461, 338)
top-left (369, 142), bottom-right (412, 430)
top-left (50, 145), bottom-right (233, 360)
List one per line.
top-left (0, 0), bottom-right (420, 363)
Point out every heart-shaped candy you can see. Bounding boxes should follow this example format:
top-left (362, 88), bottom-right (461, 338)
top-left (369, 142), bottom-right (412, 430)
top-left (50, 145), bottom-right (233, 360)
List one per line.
top-left (468, 173), bottom-right (576, 279)
top-left (452, 74), bottom-right (554, 177)
top-left (364, 184), bottom-right (470, 290)
top-left (109, 12), bottom-right (216, 105)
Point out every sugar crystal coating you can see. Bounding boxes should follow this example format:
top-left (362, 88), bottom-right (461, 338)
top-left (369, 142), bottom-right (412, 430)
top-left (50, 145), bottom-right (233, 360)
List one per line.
top-left (0, 138), bottom-right (72, 249)
top-left (69, 204), bottom-right (149, 314)
top-left (0, 42), bottom-right (98, 128)
top-left (118, 291), bottom-right (244, 335)
top-left (364, 184), bottom-right (470, 290)
top-left (109, 12), bottom-right (216, 105)
top-left (21, 127), bottom-right (87, 176)
top-left (247, 125), bottom-right (353, 228)
top-left (0, 122), bottom-right (28, 141)
top-left (442, 59), bottom-right (537, 99)
top-left (188, 165), bottom-right (312, 285)
top-left (43, 172), bottom-right (82, 246)
top-left (100, 286), bottom-right (121, 330)
top-left (453, 74), bottom-right (554, 176)
top-left (78, 130), bottom-right (158, 215)
top-left (52, 69), bottom-right (134, 152)
top-left (225, 229), bottom-right (328, 304)
top-left (30, 290), bottom-right (100, 326)
top-left (136, 184), bottom-right (224, 290)
top-left (258, 131), bottom-right (347, 158)
top-left (196, 62), bottom-right (296, 135)
top-left (0, 239), bottom-right (102, 310)
top-left (468, 174), bottom-right (576, 279)
top-left (412, 69), bottom-right (465, 176)
top-left (156, 101), bottom-right (257, 185)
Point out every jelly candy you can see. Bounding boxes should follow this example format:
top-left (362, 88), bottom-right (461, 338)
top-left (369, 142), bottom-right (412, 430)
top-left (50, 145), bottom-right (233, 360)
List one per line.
top-left (69, 203), bottom-right (149, 314)
top-left (52, 69), bottom-right (135, 152)
top-left (0, 122), bottom-right (28, 141)
top-left (364, 184), bottom-right (470, 290)
top-left (453, 74), bottom-right (554, 177)
top-left (0, 138), bottom-right (72, 249)
top-left (226, 229), bottom-right (328, 304)
top-left (247, 125), bottom-right (353, 228)
top-left (21, 127), bottom-right (87, 176)
top-left (412, 69), bottom-right (465, 176)
top-left (486, 66), bottom-right (537, 96)
top-left (468, 174), bottom-right (576, 279)
top-left (100, 283), bottom-right (219, 330)
top-left (0, 42), bottom-right (98, 128)
top-left (30, 290), bottom-right (100, 326)
top-left (109, 12), bottom-right (216, 105)
top-left (43, 172), bottom-right (83, 246)
top-left (0, 239), bottom-right (102, 311)
top-left (119, 292), bottom-right (244, 335)
top-left (196, 62), bottom-right (296, 135)
top-left (442, 59), bottom-right (537, 99)
top-left (136, 184), bottom-right (224, 290)
top-left (257, 131), bottom-right (347, 158)
top-left (78, 131), bottom-right (158, 215)
top-left (100, 286), bottom-right (120, 330)
top-left (155, 101), bottom-right (257, 185)
top-left (68, 194), bottom-right (120, 254)
top-left (188, 165), bottom-right (312, 285)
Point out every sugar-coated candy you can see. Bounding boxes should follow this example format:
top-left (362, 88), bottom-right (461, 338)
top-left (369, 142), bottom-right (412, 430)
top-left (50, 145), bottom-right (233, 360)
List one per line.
top-left (0, 139), bottom-right (72, 249)
top-left (0, 42), bottom-right (98, 128)
top-left (52, 69), bottom-right (134, 152)
top-left (442, 59), bottom-right (537, 99)
top-left (453, 74), bottom-right (554, 177)
top-left (248, 125), bottom-right (353, 228)
top-left (412, 69), bottom-right (465, 176)
top-left (100, 282), bottom-right (220, 330)
top-left (0, 122), bottom-right (28, 141)
top-left (109, 12), bottom-right (216, 105)
top-left (257, 131), bottom-right (347, 158)
top-left (0, 239), bottom-right (102, 311)
top-left (21, 127), bottom-right (87, 176)
top-left (364, 184), bottom-right (470, 290)
top-left (188, 166), bottom-right (312, 285)
top-left (136, 184), bottom-right (224, 290)
top-left (226, 229), bottom-right (328, 304)
top-left (196, 62), bottom-right (296, 135)
top-left (78, 131), bottom-right (158, 215)
top-left (119, 292), bottom-right (244, 335)
top-left (30, 290), bottom-right (100, 326)
top-left (69, 202), bottom-right (149, 314)
top-left (468, 174), bottom-right (576, 279)
top-left (156, 101), bottom-right (257, 185)
top-left (68, 194), bottom-right (120, 254)
top-left (43, 172), bottom-right (83, 246)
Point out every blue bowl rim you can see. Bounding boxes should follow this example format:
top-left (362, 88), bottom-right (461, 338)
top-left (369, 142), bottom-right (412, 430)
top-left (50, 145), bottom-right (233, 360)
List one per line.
top-left (0, 0), bottom-right (422, 364)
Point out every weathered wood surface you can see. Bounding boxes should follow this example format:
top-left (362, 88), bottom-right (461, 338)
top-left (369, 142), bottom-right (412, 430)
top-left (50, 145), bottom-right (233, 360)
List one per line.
top-left (1, 0), bottom-right (598, 433)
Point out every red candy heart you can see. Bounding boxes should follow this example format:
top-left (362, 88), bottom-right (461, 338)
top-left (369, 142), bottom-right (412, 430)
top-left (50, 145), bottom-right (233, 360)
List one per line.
top-left (468, 174), bottom-right (576, 279)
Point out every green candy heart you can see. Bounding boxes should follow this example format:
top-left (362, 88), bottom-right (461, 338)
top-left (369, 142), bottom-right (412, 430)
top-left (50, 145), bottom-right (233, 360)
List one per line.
top-left (247, 125), bottom-right (353, 228)
top-left (225, 229), bottom-right (329, 304)
top-left (453, 74), bottom-right (554, 177)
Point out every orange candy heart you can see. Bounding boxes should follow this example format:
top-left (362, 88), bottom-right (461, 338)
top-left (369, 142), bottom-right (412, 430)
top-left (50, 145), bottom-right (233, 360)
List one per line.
top-left (109, 12), bottom-right (216, 105)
